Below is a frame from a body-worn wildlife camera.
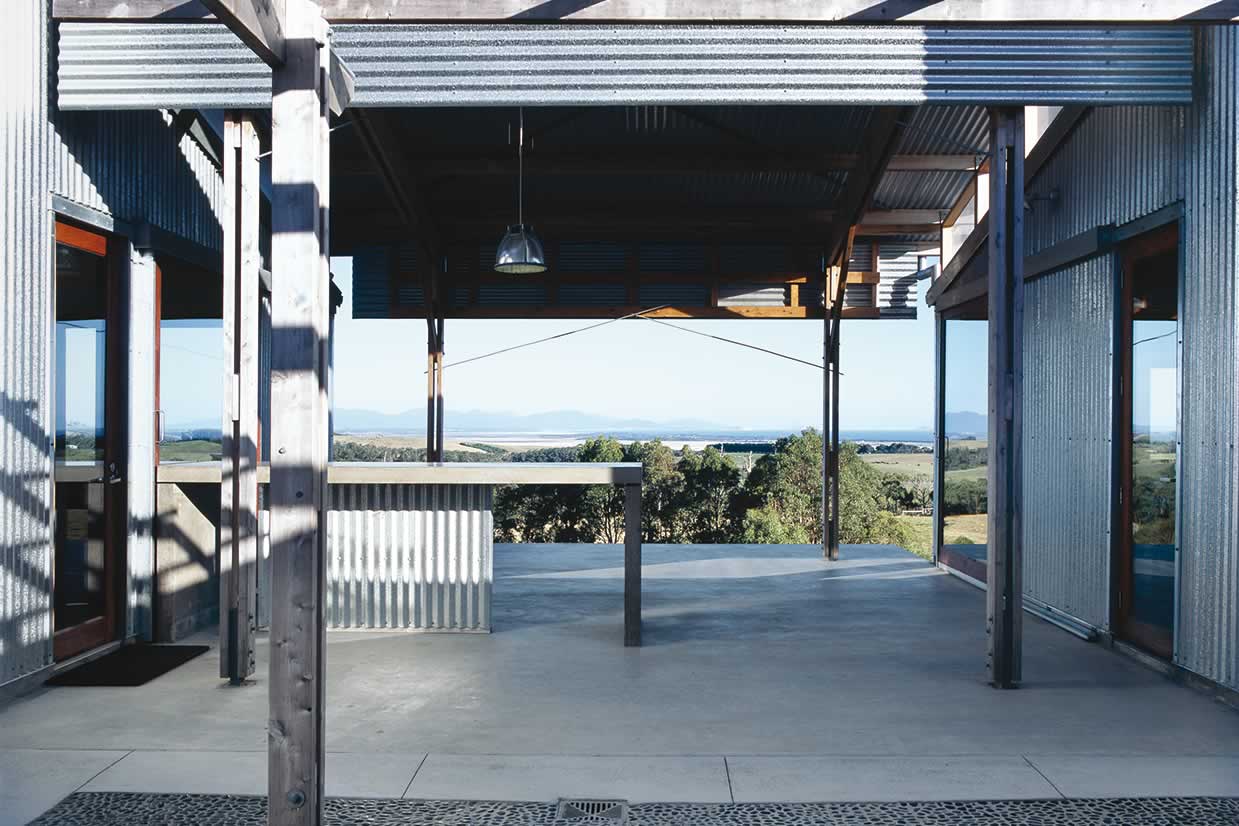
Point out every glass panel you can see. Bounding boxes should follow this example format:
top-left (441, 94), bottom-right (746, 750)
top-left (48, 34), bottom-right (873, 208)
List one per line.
top-left (941, 318), bottom-right (988, 578)
top-left (55, 243), bottom-right (108, 463)
top-left (158, 318), bottom-right (224, 462)
top-left (54, 480), bottom-right (107, 631)
top-left (1128, 249), bottom-right (1178, 644)
top-left (54, 238), bottom-right (109, 635)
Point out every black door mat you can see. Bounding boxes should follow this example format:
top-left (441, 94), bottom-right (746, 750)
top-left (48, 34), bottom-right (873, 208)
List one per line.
top-left (26, 793), bottom-right (1239, 826)
top-left (46, 644), bottom-right (209, 687)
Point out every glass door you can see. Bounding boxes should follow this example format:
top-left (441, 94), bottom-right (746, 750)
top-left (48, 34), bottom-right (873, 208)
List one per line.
top-left (1116, 224), bottom-right (1179, 660)
top-left (53, 220), bottom-right (122, 661)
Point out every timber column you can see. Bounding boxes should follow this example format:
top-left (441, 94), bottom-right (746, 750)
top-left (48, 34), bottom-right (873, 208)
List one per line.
top-left (985, 107), bottom-right (1024, 689)
top-left (220, 111), bottom-right (261, 684)
top-left (269, 1), bottom-right (332, 822)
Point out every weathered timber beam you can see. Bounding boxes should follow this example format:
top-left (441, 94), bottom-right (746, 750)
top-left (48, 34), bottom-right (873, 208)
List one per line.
top-left (56, 0), bottom-right (1239, 22)
top-left (854, 223), bottom-right (941, 237)
top-left (383, 304), bottom-right (882, 320)
top-left (198, 0), bottom-right (285, 67)
top-left (823, 107), bottom-right (914, 270)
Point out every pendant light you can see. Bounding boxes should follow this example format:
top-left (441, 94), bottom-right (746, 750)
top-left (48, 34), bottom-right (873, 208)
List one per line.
top-left (494, 108), bottom-right (547, 274)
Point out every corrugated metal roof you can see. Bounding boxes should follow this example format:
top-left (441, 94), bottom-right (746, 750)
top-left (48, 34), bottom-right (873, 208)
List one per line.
top-left (899, 105), bottom-right (990, 156)
top-left (873, 169), bottom-right (974, 211)
top-left (58, 23), bottom-right (1195, 110)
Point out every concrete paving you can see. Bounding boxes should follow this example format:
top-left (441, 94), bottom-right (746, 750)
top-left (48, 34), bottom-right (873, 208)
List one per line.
top-left (2, 544), bottom-right (1238, 822)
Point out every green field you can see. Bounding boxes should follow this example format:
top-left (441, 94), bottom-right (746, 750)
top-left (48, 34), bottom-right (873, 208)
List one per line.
top-left (159, 439), bottom-right (221, 462)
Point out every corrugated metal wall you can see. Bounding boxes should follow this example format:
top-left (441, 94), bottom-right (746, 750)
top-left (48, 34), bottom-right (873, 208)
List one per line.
top-left (1178, 26), bottom-right (1239, 691)
top-left (1022, 256), bottom-right (1114, 630)
top-left (51, 109), bottom-right (224, 251)
top-left (1016, 29), bottom-right (1239, 690)
top-left (325, 484), bottom-right (493, 631)
top-left (1019, 91), bottom-right (1188, 636)
top-left (1025, 106), bottom-right (1186, 257)
top-left (1, 0), bottom-right (54, 688)
top-left (57, 23), bottom-right (1195, 110)
top-left (876, 242), bottom-right (930, 320)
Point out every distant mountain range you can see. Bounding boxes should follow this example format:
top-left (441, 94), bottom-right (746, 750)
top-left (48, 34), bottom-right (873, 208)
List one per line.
top-left (334, 407), bottom-right (730, 434)
top-left (168, 406), bottom-right (986, 443)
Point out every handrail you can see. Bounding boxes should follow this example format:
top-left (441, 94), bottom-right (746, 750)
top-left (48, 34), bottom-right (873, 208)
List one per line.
top-left (156, 460), bottom-right (642, 486)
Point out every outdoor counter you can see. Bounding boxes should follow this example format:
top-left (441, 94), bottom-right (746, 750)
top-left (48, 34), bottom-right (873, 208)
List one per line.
top-left (154, 461), bottom-right (642, 644)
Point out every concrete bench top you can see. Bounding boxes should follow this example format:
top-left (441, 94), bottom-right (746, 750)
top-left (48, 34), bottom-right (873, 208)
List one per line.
top-left (154, 460), bottom-right (643, 486)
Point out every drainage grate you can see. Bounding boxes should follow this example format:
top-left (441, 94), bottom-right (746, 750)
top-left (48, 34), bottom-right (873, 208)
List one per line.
top-left (556, 798), bottom-right (629, 823)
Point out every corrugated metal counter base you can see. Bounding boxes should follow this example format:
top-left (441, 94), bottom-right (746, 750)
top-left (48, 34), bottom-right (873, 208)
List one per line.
top-left (322, 483), bottom-right (493, 632)
top-left (29, 793), bottom-right (1239, 825)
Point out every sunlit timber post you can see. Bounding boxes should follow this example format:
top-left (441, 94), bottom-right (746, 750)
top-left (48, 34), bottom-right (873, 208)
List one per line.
top-left (219, 111), bottom-right (261, 685)
top-left (986, 107), bottom-right (1025, 689)
top-left (268, 0), bottom-right (332, 821)
top-left (425, 270), bottom-right (445, 463)
top-left (822, 266), bottom-right (833, 559)
top-left (822, 229), bottom-right (855, 561)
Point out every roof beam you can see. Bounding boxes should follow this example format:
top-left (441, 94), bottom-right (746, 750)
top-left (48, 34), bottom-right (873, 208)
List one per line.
top-left (394, 152), bottom-right (976, 178)
top-left (349, 109), bottom-right (443, 268)
top-left (198, 0), bottom-right (285, 67)
top-left (822, 106), bottom-right (914, 269)
top-left (54, 0), bottom-right (1239, 22)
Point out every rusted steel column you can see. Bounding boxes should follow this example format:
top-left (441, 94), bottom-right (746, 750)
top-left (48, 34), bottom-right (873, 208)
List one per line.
top-left (268, 1), bottom-right (332, 822)
top-left (986, 106), bottom-right (1025, 689)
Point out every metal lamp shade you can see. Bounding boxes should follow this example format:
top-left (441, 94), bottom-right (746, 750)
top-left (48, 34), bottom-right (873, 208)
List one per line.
top-left (494, 224), bottom-right (547, 274)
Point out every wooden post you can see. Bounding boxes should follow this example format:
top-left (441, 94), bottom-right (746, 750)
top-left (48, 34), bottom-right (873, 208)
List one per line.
top-left (269, 1), bottom-right (331, 822)
top-left (986, 107), bottom-right (1024, 689)
top-left (822, 270), bottom-right (831, 559)
top-left (434, 315), bottom-right (444, 460)
top-left (220, 111), bottom-right (261, 684)
top-left (824, 229), bottom-right (855, 561)
top-left (828, 324), bottom-right (840, 561)
top-left (623, 482), bottom-right (642, 646)
top-left (425, 323), bottom-right (436, 461)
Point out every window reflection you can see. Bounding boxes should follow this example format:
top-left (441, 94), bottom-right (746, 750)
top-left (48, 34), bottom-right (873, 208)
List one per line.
top-left (159, 318), bottom-right (224, 462)
top-left (940, 316), bottom-right (988, 580)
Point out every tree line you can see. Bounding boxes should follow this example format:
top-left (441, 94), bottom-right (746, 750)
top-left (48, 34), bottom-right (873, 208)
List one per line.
top-left (493, 430), bottom-right (919, 547)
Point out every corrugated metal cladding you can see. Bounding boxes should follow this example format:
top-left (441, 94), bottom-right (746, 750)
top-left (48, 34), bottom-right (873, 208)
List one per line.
top-left (1025, 106), bottom-right (1185, 257)
top-left (1022, 256), bottom-right (1114, 631)
top-left (1178, 26), bottom-right (1239, 691)
top-left (1, 0), bottom-right (53, 688)
top-left (325, 484), bottom-right (493, 631)
top-left (52, 110), bottom-right (224, 252)
top-left (1012, 29), bottom-right (1239, 689)
top-left (878, 243), bottom-right (929, 320)
top-left (898, 106), bottom-right (989, 156)
top-left (57, 23), bottom-right (1194, 110)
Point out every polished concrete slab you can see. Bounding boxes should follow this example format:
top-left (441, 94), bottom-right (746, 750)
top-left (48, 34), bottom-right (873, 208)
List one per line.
top-left (2, 544), bottom-right (1238, 820)
top-left (406, 754), bottom-right (732, 802)
top-left (0, 749), bottom-right (128, 826)
top-left (1025, 755), bottom-right (1239, 799)
top-left (77, 750), bottom-right (428, 799)
top-left (726, 755), bottom-right (1060, 802)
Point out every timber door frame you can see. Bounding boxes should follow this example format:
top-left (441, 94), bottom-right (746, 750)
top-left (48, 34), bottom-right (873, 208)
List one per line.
top-left (1112, 220), bottom-right (1180, 661)
top-left (52, 217), bottom-right (129, 661)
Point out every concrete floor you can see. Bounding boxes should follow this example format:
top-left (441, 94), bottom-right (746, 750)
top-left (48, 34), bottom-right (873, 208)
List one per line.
top-left (3, 544), bottom-right (1239, 823)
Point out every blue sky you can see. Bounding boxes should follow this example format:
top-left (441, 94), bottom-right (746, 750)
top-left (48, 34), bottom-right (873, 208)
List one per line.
top-left (329, 257), bottom-right (940, 431)
top-left (155, 256), bottom-right (968, 432)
